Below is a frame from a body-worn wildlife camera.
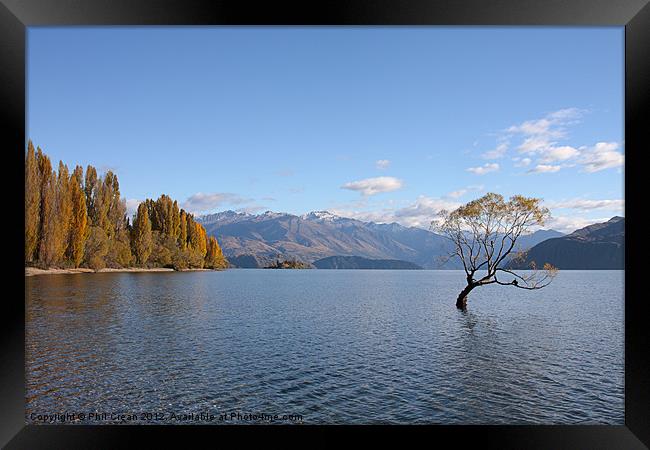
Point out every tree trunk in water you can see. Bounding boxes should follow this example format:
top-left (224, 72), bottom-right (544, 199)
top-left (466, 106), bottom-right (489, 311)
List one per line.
top-left (456, 283), bottom-right (476, 309)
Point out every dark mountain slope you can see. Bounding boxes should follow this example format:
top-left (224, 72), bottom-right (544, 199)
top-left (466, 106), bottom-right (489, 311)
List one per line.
top-left (508, 217), bottom-right (624, 270)
top-left (313, 256), bottom-right (423, 270)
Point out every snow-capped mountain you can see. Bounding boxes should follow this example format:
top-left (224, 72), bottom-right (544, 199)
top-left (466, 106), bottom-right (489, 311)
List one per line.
top-left (300, 210), bottom-right (347, 222)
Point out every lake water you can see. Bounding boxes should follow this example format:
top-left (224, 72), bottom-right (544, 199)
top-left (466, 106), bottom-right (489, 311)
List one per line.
top-left (25, 270), bottom-right (624, 424)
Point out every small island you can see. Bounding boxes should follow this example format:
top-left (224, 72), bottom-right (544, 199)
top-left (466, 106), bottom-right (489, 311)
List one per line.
top-left (264, 259), bottom-right (312, 269)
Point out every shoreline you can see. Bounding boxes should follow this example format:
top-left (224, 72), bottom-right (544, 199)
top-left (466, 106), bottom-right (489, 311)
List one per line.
top-left (25, 267), bottom-right (214, 276)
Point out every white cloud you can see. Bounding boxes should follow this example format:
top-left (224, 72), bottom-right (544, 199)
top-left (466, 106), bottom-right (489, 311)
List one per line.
top-left (125, 198), bottom-right (141, 220)
top-left (579, 142), bottom-right (624, 172)
top-left (546, 107), bottom-right (584, 122)
top-left (446, 184), bottom-right (484, 199)
top-left (375, 159), bottom-right (391, 169)
top-left (547, 198), bottom-right (624, 212)
top-left (505, 108), bottom-right (589, 168)
top-left (475, 108), bottom-right (612, 174)
top-left (513, 157), bottom-right (532, 167)
top-left (341, 176), bottom-right (404, 196)
top-left (482, 142), bottom-right (508, 159)
top-left (182, 192), bottom-right (251, 213)
top-left (332, 195), bottom-right (460, 228)
top-left (518, 137), bottom-right (553, 154)
top-left (447, 189), bottom-right (467, 199)
top-left (528, 164), bottom-right (561, 174)
top-left (545, 216), bottom-right (612, 234)
top-left (393, 196), bottom-right (461, 226)
top-left (467, 163), bottom-right (499, 175)
top-left (508, 108), bottom-right (585, 140)
top-left (538, 145), bottom-right (580, 163)
top-left (508, 118), bottom-right (559, 137)
top-left (329, 208), bottom-right (397, 225)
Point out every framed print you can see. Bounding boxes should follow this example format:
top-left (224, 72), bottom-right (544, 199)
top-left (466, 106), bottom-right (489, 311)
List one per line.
top-left (2, 0), bottom-right (648, 448)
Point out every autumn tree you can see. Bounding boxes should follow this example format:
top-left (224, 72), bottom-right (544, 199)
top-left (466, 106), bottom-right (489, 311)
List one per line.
top-left (67, 166), bottom-right (88, 267)
top-left (25, 141), bottom-right (41, 263)
top-left (54, 161), bottom-right (73, 265)
top-left (433, 193), bottom-right (558, 309)
top-left (102, 172), bottom-right (132, 267)
top-left (94, 170), bottom-right (111, 232)
top-left (82, 164), bottom-right (104, 269)
top-left (144, 194), bottom-right (179, 238)
top-left (84, 165), bottom-right (98, 225)
top-left (39, 172), bottom-right (59, 266)
top-left (84, 226), bottom-right (109, 270)
top-left (171, 201), bottom-right (181, 240)
top-left (205, 236), bottom-right (227, 269)
top-left (178, 210), bottom-right (188, 250)
top-left (148, 232), bottom-right (173, 267)
top-left (37, 151), bottom-right (57, 267)
top-left (187, 219), bottom-right (207, 268)
top-left (131, 202), bottom-right (153, 266)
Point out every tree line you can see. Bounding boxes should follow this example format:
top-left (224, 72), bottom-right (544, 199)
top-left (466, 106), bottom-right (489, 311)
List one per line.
top-left (25, 141), bottom-right (228, 271)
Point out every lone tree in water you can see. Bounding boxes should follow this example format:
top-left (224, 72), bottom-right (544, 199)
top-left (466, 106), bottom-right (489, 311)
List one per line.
top-left (433, 193), bottom-right (558, 309)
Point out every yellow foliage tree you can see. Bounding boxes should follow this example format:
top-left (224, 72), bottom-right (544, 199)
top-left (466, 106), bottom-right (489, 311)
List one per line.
top-left (84, 165), bottom-right (98, 225)
top-left (179, 210), bottom-right (188, 250)
top-left (25, 141), bottom-right (41, 263)
top-left (54, 161), bottom-right (73, 265)
top-left (38, 169), bottom-right (58, 266)
top-left (205, 236), bottom-right (227, 269)
top-left (131, 202), bottom-right (153, 266)
top-left (67, 166), bottom-right (88, 267)
top-left (36, 149), bottom-right (58, 267)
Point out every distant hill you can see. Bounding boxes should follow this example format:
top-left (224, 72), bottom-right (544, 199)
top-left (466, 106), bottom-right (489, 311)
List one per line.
top-left (515, 229), bottom-right (565, 250)
top-left (199, 210), bottom-right (564, 269)
top-left (313, 256), bottom-right (423, 270)
top-left (508, 216), bottom-right (624, 270)
top-left (227, 254), bottom-right (267, 268)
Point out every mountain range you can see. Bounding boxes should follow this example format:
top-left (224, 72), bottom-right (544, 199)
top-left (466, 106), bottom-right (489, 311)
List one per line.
top-left (198, 210), bottom-right (564, 269)
top-left (508, 216), bottom-right (624, 270)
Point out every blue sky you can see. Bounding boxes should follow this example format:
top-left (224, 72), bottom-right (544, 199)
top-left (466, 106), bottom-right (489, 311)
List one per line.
top-left (27, 27), bottom-right (624, 232)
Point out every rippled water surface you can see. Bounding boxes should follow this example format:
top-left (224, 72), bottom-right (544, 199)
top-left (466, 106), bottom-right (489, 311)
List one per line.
top-left (26, 270), bottom-right (624, 424)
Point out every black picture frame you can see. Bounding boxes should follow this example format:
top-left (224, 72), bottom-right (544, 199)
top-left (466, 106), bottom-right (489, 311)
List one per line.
top-left (2, 0), bottom-right (648, 447)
